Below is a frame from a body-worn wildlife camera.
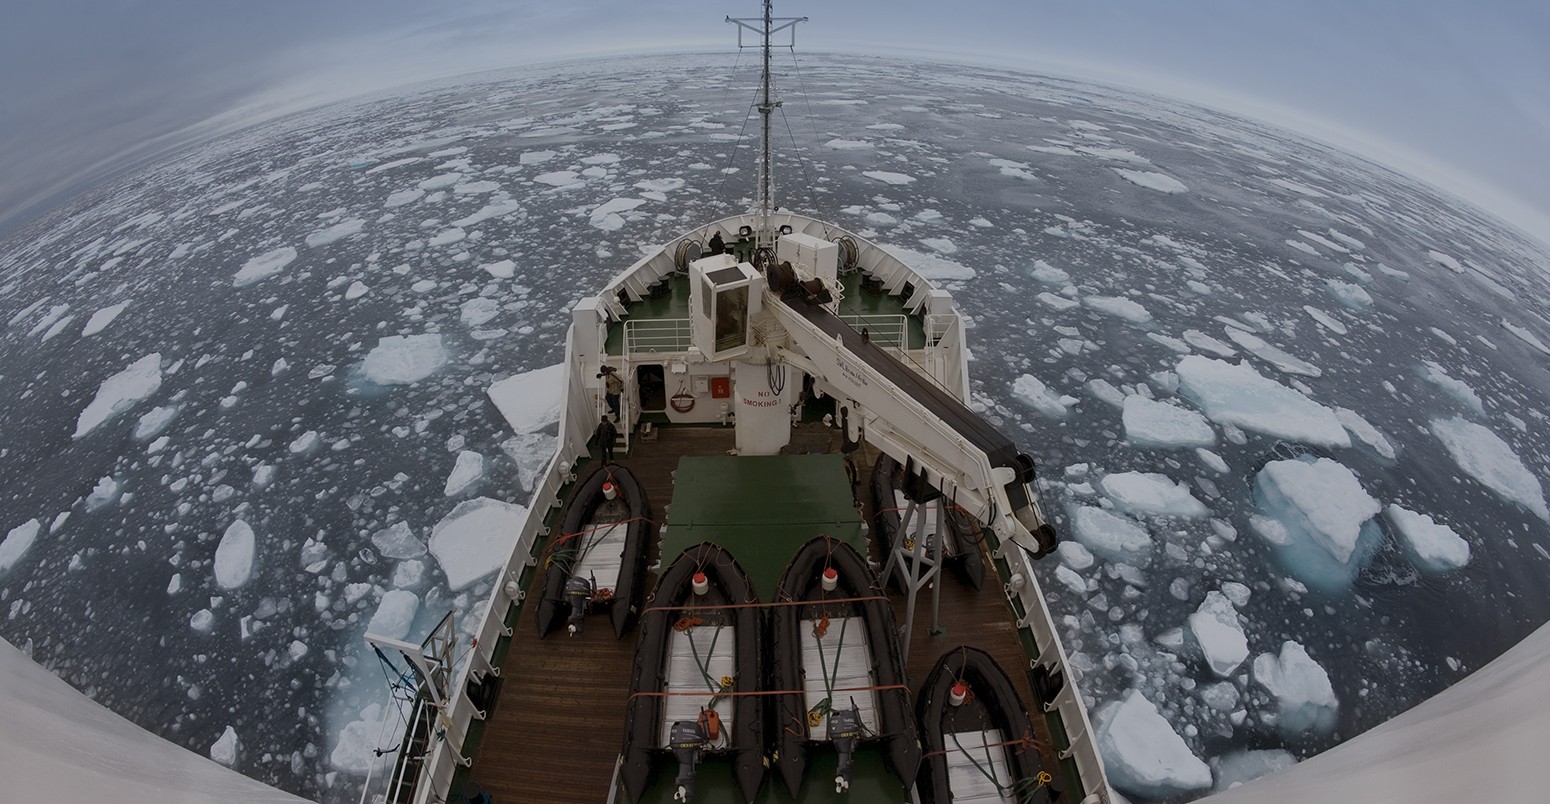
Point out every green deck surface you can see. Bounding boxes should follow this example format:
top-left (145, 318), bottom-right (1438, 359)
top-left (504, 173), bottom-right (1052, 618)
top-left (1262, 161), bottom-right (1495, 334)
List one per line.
top-left (661, 454), bottom-right (864, 597)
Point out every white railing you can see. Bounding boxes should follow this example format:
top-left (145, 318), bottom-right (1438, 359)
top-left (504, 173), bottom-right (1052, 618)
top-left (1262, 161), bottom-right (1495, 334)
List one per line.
top-left (994, 539), bottom-right (1114, 802)
top-left (838, 313), bottom-right (907, 349)
top-left (924, 311), bottom-right (957, 348)
top-left (623, 318), bottom-right (691, 355)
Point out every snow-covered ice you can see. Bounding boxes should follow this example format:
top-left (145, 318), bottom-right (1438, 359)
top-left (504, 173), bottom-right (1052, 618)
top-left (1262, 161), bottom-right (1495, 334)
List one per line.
top-left (132, 405), bottom-right (179, 441)
top-left (1188, 591), bottom-right (1250, 677)
top-left (1175, 356), bottom-right (1349, 448)
top-left (305, 219), bottom-right (365, 248)
top-left (1095, 689), bottom-right (1212, 797)
top-left (0, 519), bottom-right (42, 574)
top-left (1252, 457), bottom-right (1382, 592)
top-left (85, 476), bottom-right (121, 510)
top-left (428, 498), bottom-right (529, 590)
top-left (1253, 641), bottom-right (1339, 735)
top-left (1122, 395), bottom-right (1215, 448)
top-left (1210, 749), bottom-right (1297, 792)
top-left (487, 364), bottom-right (564, 434)
top-left (366, 590), bottom-right (420, 641)
top-left (1084, 295), bottom-right (1153, 324)
top-left (1420, 361), bottom-right (1484, 415)
top-left (443, 450), bottom-right (486, 496)
top-left (371, 521), bottom-right (426, 559)
top-left (1012, 374), bottom-right (1077, 419)
top-left (1334, 407), bottom-right (1395, 460)
top-left (1099, 472), bottom-right (1210, 518)
top-left (363, 334), bottom-right (447, 385)
top-left (233, 247), bottom-right (298, 287)
top-left (1112, 168), bottom-right (1189, 194)
top-left (1430, 417), bottom-right (1548, 520)
top-left (1384, 504), bottom-right (1470, 573)
top-left (80, 301), bottom-right (130, 337)
top-left (1500, 319), bottom-right (1550, 356)
top-left (210, 725), bottom-right (239, 766)
top-left (1069, 505), bottom-right (1153, 566)
top-left (214, 520), bottom-right (256, 590)
top-left (862, 170), bottom-right (915, 185)
top-left (73, 353), bottom-right (162, 438)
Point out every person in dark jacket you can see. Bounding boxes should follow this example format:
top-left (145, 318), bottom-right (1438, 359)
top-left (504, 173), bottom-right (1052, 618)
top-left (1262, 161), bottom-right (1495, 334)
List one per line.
top-left (595, 415), bottom-right (618, 463)
top-left (708, 230), bottom-right (726, 255)
top-left (599, 365), bottom-right (623, 420)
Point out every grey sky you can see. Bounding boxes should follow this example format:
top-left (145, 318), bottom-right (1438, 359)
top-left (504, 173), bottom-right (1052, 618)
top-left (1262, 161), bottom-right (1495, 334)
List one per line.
top-left (2, 1), bottom-right (1546, 246)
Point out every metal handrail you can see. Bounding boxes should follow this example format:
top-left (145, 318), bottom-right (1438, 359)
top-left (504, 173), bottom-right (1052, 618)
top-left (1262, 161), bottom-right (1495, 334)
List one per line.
top-left (624, 318), bottom-right (692, 354)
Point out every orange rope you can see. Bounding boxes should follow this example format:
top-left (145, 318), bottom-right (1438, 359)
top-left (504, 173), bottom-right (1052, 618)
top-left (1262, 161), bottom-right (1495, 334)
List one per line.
top-left (544, 515), bottom-right (654, 555)
top-left (921, 730), bottom-right (1042, 759)
top-left (643, 594), bottom-right (888, 614)
top-left (630, 682), bottom-right (908, 701)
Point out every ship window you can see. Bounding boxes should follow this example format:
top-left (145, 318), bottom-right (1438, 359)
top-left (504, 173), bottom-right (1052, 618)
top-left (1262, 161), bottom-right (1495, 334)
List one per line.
top-left (700, 276), bottom-right (714, 322)
top-left (714, 285), bottom-right (748, 352)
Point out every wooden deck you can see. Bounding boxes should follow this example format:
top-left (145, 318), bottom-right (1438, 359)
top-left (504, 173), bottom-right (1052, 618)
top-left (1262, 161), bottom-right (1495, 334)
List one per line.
top-left (463, 424), bottom-right (1058, 802)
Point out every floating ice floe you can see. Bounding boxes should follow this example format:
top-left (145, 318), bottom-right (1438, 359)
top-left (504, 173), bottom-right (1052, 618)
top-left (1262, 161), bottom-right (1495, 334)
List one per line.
top-left (1324, 279), bottom-right (1373, 310)
top-left (1333, 407), bottom-right (1395, 460)
top-left (1068, 505), bottom-right (1152, 566)
top-left (824, 138), bottom-right (871, 150)
top-left (1099, 471), bottom-right (1210, 518)
top-left (427, 227), bottom-right (467, 247)
top-left (1095, 689), bottom-right (1212, 797)
top-left (331, 703), bottom-right (392, 774)
top-left (233, 247), bottom-right (297, 287)
top-left (366, 589), bottom-right (420, 641)
top-left (74, 353), bottom-right (162, 438)
top-left (384, 189), bottom-right (424, 208)
top-left (132, 404), bottom-right (179, 441)
top-left (0, 519), bottom-right (42, 574)
top-left (417, 173), bottom-right (464, 191)
top-left (502, 432), bottom-right (559, 493)
top-left (363, 334), bottom-right (447, 385)
top-left (1224, 328), bottom-right (1321, 377)
top-left (1029, 260), bottom-right (1069, 284)
top-left (305, 218), bottom-right (365, 248)
top-left (460, 298), bottom-right (499, 327)
top-left (1384, 504), bottom-right (1470, 573)
top-left (214, 520), bottom-right (256, 590)
top-left (1301, 305), bottom-right (1347, 335)
top-left (1500, 318), bottom-right (1550, 356)
top-left (1112, 168), bottom-right (1188, 194)
top-left (1175, 356), bottom-right (1349, 448)
top-left (481, 259), bottom-right (516, 279)
top-left (1252, 457), bottom-right (1382, 592)
top-left (344, 281), bottom-right (369, 300)
top-left (1188, 591), bottom-right (1249, 677)
top-left (1011, 374), bottom-right (1077, 419)
top-left (1419, 361), bottom-right (1484, 415)
top-left (80, 301), bottom-right (130, 337)
top-left (1253, 641), bottom-right (1338, 735)
top-left (589, 197), bottom-right (647, 231)
top-left (1083, 295), bottom-right (1152, 324)
top-left (487, 364), bottom-right (564, 434)
top-left (429, 498), bottom-right (529, 590)
top-left (879, 244), bottom-right (975, 281)
top-left (444, 451), bottom-right (486, 497)
top-left (1122, 395), bottom-right (1215, 448)
top-left (1429, 417), bottom-right (1547, 521)
top-left (371, 521), bottom-right (426, 559)
top-left (1426, 249), bottom-right (1463, 273)
top-left (1211, 749), bottom-right (1298, 793)
top-left (84, 476), bottom-right (121, 510)
top-left (862, 170), bottom-right (915, 185)
top-left (209, 725), bottom-right (239, 767)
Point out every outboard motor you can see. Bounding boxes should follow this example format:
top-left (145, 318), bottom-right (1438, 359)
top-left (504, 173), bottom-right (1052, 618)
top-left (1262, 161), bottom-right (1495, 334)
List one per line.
top-left (669, 719), bottom-right (708, 801)
top-left (828, 706), bottom-right (863, 793)
top-left (564, 574), bottom-right (593, 636)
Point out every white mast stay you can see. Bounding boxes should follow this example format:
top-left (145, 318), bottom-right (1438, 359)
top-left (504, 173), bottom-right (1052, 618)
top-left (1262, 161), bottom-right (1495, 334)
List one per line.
top-left (727, 1), bottom-right (807, 247)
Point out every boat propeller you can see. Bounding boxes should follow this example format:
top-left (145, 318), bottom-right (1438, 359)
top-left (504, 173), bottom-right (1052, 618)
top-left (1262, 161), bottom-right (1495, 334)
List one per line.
top-left (669, 719), bottom-right (708, 801)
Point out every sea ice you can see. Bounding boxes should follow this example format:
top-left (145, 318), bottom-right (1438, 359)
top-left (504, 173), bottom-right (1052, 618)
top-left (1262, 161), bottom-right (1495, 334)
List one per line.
top-left (1500, 319), bottom-right (1550, 356)
top-left (384, 189), bottom-right (424, 208)
top-left (0, 519), bottom-right (42, 574)
top-left (331, 703), bottom-right (392, 774)
top-left (1420, 361), bottom-right (1484, 415)
top-left (1430, 417), bottom-right (1548, 521)
top-left (80, 301), bottom-right (130, 337)
top-left (427, 227), bottom-right (467, 247)
top-left (85, 476), bottom-right (121, 510)
top-left (417, 173), bottom-right (463, 190)
top-left (481, 259), bottom-right (516, 279)
top-left (304, 218), bottom-right (365, 248)
top-left (366, 590), bottom-right (419, 641)
top-left (209, 725), bottom-right (239, 767)
top-left (1188, 591), bottom-right (1249, 677)
top-left (1324, 279), bottom-right (1373, 310)
top-left (213, 520), bottom-right (256, 591)
top-left (1211, 749), bottom-right (1297, 792)
top-left (460, 298), bottom-right (499, 327)
top-left (1302, 305), bottom-right (1347, 335)
top-left (501, 432), bottom-right (558, 493)
top-left (372, 522), bottom-right (426, 559)
top-left (1195, 448), bottom-right (1229, 474)
top-left (1175, 356), bottom-right (1349, 448)
top-left (1122, 395), bottom-right (1215, 448)
top-left (862, 171), bottom-right (915, 185)
top-left (289, 431), bottom-right (320, 454)
top-left (1029, 260), bottom-right (1069, 284)
top-left (879, 244), bottom-right (976, 281)
top-left (344, 281), bottom-right (369, 300)
top-left (1253, 641), bottom-right (1338, 735)
top-left (487, 364), bottom-right (564, 434)
top-left (363, 334), bottom-right (447, 385)
top-left (1099, 472), bottom-right (1210, 518)
top-left (1095, 689), bottom-right (1212, 797)
top-left (1112, 168), bottom-right (1189, 194)
top-left (1333, 406), bottom-right (1396, 460)
top-left (1223, 328), bottom-right (1321, 377)
top-left (1384, 504), bottom-right (1470, 573)
top-left (1084, 295), bottom-right (1152, 324)
top-left (233, 247), bottom-right (297, 287)
top-left (1068, 505), bottom-right (1153, 566)
top-left (1012, 374), bottom-right (1077, 419)
top-left (444, 450), bottom-right (486, 496)
top-left (428, 498), bottom-right (529, 590)
top-left (1252, 457), bottom-right (1382, 592)
top-left (132, 405), bottom-right (179, 441)
top-left (74, 353), bottom-right (162, 438)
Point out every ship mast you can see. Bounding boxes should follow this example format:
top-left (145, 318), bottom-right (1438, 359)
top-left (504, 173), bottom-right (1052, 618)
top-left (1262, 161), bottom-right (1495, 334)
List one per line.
top-left (727, 1), bottom-right (806, 246)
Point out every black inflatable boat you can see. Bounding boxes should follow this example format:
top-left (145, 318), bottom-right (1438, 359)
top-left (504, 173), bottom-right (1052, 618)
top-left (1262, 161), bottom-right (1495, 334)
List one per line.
top-left (535, 465), bottom-right (651, 639)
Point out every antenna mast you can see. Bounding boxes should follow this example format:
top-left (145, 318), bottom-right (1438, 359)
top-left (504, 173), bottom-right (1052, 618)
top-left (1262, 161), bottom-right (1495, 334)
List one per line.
top-left (727, 1), bottom-right (806, 245)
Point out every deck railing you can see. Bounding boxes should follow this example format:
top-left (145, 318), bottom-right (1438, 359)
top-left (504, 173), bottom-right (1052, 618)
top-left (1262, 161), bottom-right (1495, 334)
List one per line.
top-left (623, 318), bottom-right (692, 355)
top-left (838, 313), bottom-right (907, 349)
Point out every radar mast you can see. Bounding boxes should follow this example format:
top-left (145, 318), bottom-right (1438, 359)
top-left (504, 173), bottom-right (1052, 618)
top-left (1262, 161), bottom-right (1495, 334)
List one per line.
top-left (727, 1), bottom-right (807, 246)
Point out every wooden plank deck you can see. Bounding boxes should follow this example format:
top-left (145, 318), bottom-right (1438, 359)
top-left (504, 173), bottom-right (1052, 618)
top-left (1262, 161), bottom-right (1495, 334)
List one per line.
top-left (462, 425), bottom-right (1059, 802)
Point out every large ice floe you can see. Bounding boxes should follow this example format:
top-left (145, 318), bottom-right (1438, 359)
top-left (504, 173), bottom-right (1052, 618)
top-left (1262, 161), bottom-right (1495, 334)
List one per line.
top-left (1095, 689), bottom-right (1213, 797)
top-left (1099, 471), bottom-right (1210, 518)
top-left (487, 363), bottom-right (564, 434)
top-left (1068, 505), bottom-right (1153, 566)
top-left (1251, 456), bottom-right (1382, 592)
top-left (0, 519), bottom-right (42, 574)
top-left (1384, 504), bottom-right (1470, 573)
top-left (1429, 417), bottom-right (1548, 521)
top-left (73, 353), bottom-right (163, 438)
top-left (232, 246), bottom-right (297, 287)
top-left (428, 498), bottom-right (529, 590)
top-left (213, 520), bottom-right (256, 590)
top-left (1012, 374), bottom-right (1077, 419)
top-left (1122, 395), bottom-right (1215, 448)
top-left (362, 334), bottom-right (447, 385)
top-left (365, 589), bottom-right (419, 641)
top-left (1175, 356), bottom-right (1349, 448)
top-left (1253, 641), bottom-right (1339, 736)
top-left (1188, 590), bottom-right (1250, 677)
